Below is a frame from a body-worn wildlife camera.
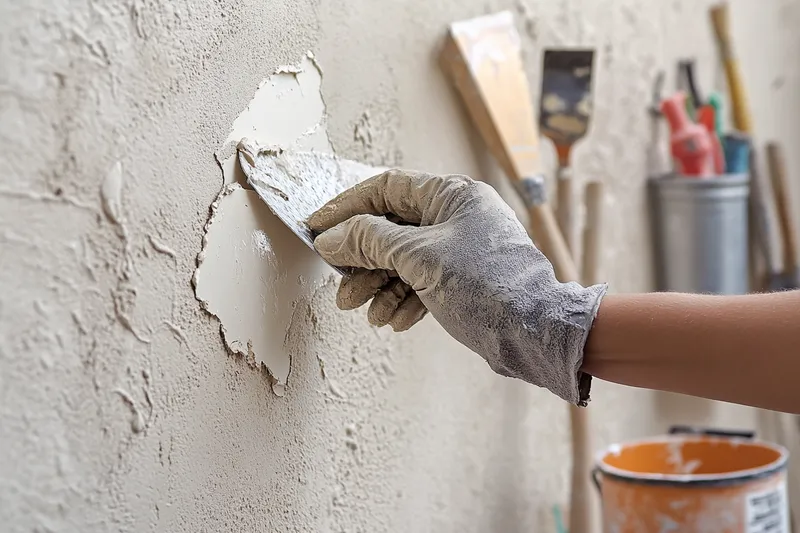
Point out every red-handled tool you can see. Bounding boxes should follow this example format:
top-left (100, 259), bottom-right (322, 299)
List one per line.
top-left (661, 92), bottom-right (714, 177)
top-left (697, 105), bottom-right (725, 174)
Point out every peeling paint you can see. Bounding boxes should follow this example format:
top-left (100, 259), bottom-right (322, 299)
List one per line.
top-left (4, 0), bottom-right (792, 531)
top-left (215, 52), bottom-right (332, 188)
top-left (195, 51), bottom-right (386, 395)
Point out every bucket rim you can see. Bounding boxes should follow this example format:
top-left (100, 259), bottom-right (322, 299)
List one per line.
top-left (650, 172), bottom-right (750, 185)
top-left (595, 435), bottom-right (788, 488)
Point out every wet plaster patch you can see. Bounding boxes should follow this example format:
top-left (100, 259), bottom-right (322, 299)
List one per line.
top-left (194, 51), bottom-right (383, 395)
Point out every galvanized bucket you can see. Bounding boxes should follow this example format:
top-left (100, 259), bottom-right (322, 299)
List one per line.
top-left (649, 173), bottom-right (750, 295)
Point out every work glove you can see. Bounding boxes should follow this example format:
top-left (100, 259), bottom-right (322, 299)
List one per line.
top-left (308, 170), bottom-right (607, 405)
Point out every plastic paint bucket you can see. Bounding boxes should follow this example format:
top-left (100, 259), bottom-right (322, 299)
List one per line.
top-left (594, 435), bottom-right (789, 532)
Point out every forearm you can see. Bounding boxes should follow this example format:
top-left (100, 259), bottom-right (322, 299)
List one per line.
top-left (583, 291), bottom-right (800, 413)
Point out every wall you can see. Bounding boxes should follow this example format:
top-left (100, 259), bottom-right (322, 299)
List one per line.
top-left (1, 0), bottom-right (795, 531)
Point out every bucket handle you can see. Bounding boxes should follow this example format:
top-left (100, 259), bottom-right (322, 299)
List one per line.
top-left (591, 467), bottom-right (602, 496)
top-left (667, 425), bottom-right (755, 439)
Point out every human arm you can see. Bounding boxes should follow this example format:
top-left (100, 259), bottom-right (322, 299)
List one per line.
top-left (308, 169), bottom-right (800, 413)
top-left (308, 169), bottom-right (605, 406)
top-left (584, 291), bottom-right (800, 414)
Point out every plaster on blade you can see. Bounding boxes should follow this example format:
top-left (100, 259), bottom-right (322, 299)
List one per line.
top-left (237, 139), bottom-right (386, 275)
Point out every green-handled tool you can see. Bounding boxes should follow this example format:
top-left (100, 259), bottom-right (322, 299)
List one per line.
top-left (708, 92), bottom-right (724, 140)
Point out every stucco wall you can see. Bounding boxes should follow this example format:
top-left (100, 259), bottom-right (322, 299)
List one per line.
top-left (2, 0), bottom-right (796, 531)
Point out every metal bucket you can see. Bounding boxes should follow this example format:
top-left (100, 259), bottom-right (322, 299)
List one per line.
top-left (649, 173), bottom-right (750, 294)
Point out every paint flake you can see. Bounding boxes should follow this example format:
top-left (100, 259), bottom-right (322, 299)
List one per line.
top-left (101, 161), bottom-right (124, 224)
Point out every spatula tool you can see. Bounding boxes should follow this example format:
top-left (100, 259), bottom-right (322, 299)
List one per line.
top-left (236, 138), bottom-right (385, 275)
top-left (540, 49), bottom-right (595, 253)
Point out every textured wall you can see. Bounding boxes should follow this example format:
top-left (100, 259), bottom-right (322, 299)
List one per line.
top-left (1, 0), bottom-right (795, 531)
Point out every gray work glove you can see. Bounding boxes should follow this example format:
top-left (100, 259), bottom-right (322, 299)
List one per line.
top-left (307, 170), bottom-right (607, 405)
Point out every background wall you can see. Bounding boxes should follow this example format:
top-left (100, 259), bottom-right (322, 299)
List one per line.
top-left (1, 0), bottom-right (796, 531)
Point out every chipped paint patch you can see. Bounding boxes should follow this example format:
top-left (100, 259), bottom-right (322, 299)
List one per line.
top-left (215, 52), bottom-right (332, 187)
top-left (194, 51), bottom-right (367, 394)
top-left (194, 184), bottom-right (344, 394)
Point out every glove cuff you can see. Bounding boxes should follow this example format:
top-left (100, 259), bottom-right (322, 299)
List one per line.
top-left (560, 282), bottom-right (608, 406)
top-left (493, 281), bottom-right (607, 405)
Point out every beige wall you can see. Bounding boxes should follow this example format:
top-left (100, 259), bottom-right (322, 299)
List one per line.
top-left (1, 0), bottom-right (795, 531)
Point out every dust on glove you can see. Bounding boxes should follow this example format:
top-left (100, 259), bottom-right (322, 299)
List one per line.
top-left (308, 169), bottom-right (607, 405)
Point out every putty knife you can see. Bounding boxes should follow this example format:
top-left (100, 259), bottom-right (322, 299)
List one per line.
top-left (236, 138), bottom-right (384, 275)
top-left (540, 48), bottom-right (596, 253)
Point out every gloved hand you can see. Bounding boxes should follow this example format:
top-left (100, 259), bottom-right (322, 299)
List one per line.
top-left (308, 170), bottom-right (607, 405)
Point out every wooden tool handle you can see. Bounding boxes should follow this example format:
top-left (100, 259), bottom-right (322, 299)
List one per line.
top-left (527, 203), bottom-right (580, 282)
top-left (582, 182), bottom-right (604, 285)
top-left (440, 16), bottom-right (595, 533)
top-left (574, 180), bottom-right (604, 532)
top-left (766, 142), bottom-right (799, 272)
top-left (748, 146), bottom-right (778, 289)
top-left (569, 406), bottom-right (596, 533)
top-left (556, 167), bottom-right (575, 254)
top-left (526, 202), bottom-right (592, 533)
top-left (710, 4), bottom-right (753, 134)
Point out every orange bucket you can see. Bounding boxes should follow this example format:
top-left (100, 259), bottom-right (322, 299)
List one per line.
top-left (594, 435), bottom-right (790, 532)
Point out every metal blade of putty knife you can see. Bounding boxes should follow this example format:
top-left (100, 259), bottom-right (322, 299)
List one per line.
top-left (237, 138), bottom-right (386, 276)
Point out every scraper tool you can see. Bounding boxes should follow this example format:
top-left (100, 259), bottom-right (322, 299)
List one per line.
top-left (539, 48), bottom-right (596, 253)
top-left (236, 138), bottom-right (384, 275)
